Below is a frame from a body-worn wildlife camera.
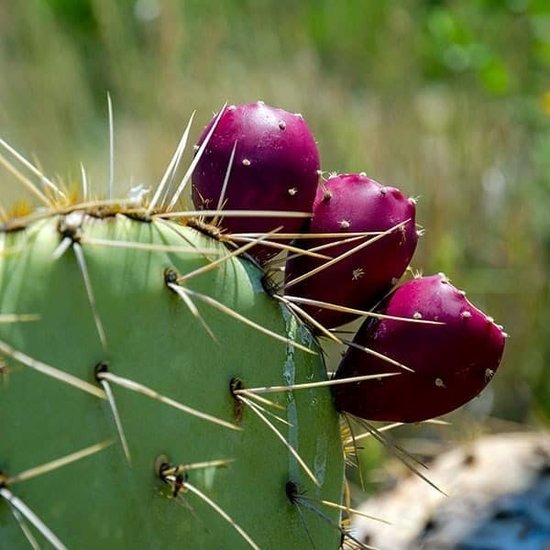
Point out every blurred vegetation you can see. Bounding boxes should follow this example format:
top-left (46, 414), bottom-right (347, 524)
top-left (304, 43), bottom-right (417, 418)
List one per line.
top-left (0, 0), bottom-right (548, 474)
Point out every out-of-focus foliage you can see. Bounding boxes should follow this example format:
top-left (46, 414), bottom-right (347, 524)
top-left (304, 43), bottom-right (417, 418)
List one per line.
top-left (0, 0), bottom-right (548, 428)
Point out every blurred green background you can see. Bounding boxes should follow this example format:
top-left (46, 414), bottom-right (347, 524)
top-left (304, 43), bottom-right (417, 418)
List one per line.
top-left (0, 0), bottom-right (548, 480)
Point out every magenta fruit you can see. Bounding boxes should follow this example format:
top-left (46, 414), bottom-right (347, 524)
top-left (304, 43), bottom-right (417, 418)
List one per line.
top-left (192, 102), bottom-right (320, 261)
top-left (284, 173), bottom-right (418, 328)
top-left (332, 274), bottom-right (507, 422)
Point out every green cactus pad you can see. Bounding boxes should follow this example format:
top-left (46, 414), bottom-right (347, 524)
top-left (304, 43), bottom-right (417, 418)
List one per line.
top-left (0, 212), bottom-right (344, 549)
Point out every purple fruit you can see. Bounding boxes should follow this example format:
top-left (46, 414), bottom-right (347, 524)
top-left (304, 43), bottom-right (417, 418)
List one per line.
top-left (192, 102), bottom-right (320, 261)
top-left (332, 274), bottom-right (507, 423)
top-left (284, 173), bottom-right (418, 328)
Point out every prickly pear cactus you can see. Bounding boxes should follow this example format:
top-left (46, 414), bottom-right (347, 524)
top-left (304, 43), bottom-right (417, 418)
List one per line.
top-left (0, 101), bottom-right (507, 549)
top-left (0, 212), bottom-right (344, 548)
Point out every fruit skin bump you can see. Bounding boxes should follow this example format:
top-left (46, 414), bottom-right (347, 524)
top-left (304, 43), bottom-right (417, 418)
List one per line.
top-left (332, 274), bottom-right (507, 422)
top-left (285, 173), bottom-right (418, 329)
top-left (192, 102), bottom-right (320, 261)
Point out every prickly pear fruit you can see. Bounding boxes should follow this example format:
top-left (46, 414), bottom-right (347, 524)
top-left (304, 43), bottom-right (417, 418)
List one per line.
top-left (192, 102), bottom-right (320, 261)
top-left (0, 212), bottom-right (344, 548)
top-left (332, 274), bottom-right (506, 422)
top-left (284, 173), bottom-right (418, 329)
